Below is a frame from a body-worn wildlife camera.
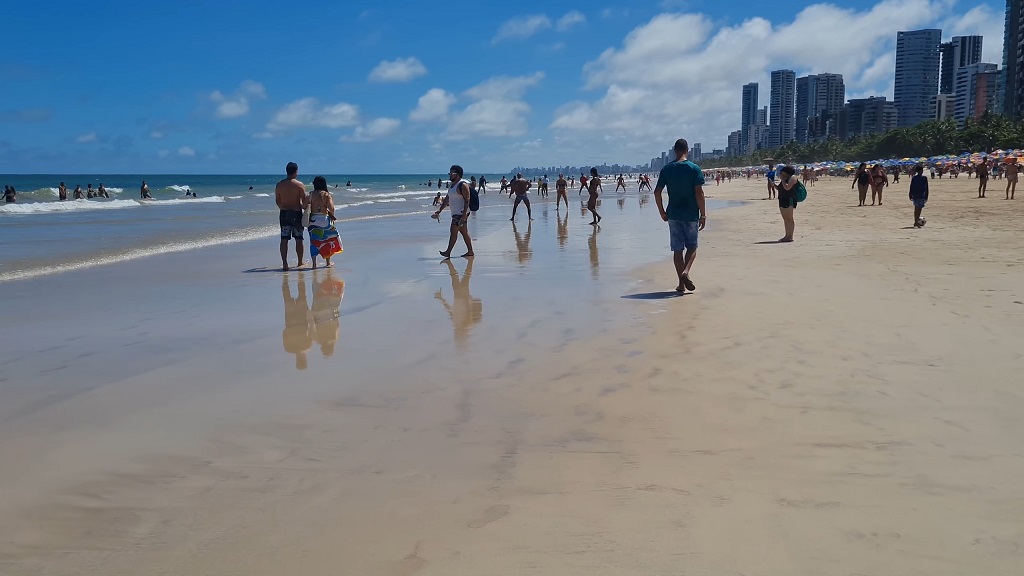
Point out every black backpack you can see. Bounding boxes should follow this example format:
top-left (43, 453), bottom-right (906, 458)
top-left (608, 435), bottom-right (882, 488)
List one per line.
top-left (469, 184), bottom-right (480, 212)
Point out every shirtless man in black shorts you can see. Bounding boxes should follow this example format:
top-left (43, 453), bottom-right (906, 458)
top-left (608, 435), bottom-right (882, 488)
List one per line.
top-left (555, 173), bottom-right (569, 211)
top-left (276, 161), bottom-right (308, 270)
top-left (509, 173), bottom-right (533, 221)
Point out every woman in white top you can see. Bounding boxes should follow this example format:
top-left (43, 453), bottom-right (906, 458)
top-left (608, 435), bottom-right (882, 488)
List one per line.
top-left (432, 164), bottom-right (475, 259)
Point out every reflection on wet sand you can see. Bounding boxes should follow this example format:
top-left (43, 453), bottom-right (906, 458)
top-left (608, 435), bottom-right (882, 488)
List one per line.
top-left (435, 258), bottom-right (483, 349)
top-left (282, 273), bottom-right (313, 370)
top-left (639, 193), bottom-right (650, 207)
top-left (617, 196), bottom-right (626, 210)
top-left (588, 225), bottom-right (600, 279)
top-left (557, 213), bottom-right (568, 249)
top-left (282, 270), bottom-right (345, 369)
top-left (311, 269), bottom-right (345, 358)
top-left (513, 221), bottom-right (532, 264)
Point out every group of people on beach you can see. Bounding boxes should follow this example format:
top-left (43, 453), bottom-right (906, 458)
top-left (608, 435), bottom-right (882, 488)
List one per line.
top-left (54, 182), bottom-right (111, 201)
top-left (427, 139), bottom-right (707, 294)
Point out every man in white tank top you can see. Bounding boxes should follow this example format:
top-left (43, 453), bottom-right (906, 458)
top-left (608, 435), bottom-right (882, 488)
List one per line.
top-left (432, 164), bottom-right (475, 259)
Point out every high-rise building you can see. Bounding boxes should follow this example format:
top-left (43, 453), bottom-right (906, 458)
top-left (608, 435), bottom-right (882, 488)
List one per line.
top-left (726, 130), bottom-right (742, 157)
top-left (795, 75), bottom-right (815, 144)
top-left (894, 29), bottom-right (941, 127)
top-left (931, 93), bottom-right (953, 120)
top-left (837, 97), bottom-right (898, 140)
top-left (1003, 0), bottom-right (1024, 117)
top-left (768, 69), bottom-right (796, 148)
top-left (796, 73), bottom-right (845, 142)
top-left (940, 36), bottom-right (983, 94)
top-left (691, 143), bottom-right (702, 162)
top-left (756, 106), bottom-right (767, 126)
top-left (741, 83), bottom-right (759, 150)
top-left (746, 125), bottom-right (769, 156)
top-left (954, 63), bottom-right (999, 123)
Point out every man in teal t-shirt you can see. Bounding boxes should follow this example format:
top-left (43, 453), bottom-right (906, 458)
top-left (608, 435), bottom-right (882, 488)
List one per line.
top-left (654, 138), bottom-right (706, 293)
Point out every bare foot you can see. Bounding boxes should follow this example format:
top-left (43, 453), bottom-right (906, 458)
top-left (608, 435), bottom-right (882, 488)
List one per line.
top-left (282, 262), bottom-right (289, 271)
top-left (461, 252), bottom-right (474, 258)
top-left (439, 251), bottom-right (451, 259)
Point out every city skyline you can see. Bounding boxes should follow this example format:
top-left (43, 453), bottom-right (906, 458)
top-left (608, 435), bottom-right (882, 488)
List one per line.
top-left (0, 0), bottom-right (1007, 173)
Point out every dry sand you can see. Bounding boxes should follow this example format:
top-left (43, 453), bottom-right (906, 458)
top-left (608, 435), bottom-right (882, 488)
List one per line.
top-left (1, 174), bottom-right (1022, 575)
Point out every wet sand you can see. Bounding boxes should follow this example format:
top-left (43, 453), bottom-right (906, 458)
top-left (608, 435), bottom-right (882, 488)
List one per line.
top-left (1, 177), bottom-right (1022, 575)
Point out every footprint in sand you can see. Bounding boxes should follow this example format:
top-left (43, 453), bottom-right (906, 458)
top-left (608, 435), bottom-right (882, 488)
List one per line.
top-left (468, 504), bottom-right (510, 528)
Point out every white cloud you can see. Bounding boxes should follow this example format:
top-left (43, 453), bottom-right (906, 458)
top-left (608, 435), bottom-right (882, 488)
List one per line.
top-left (342, 117), bottom-right (401, 142)
top-left (941, 5), bottom-right (1005, 64)
top-left (369, 57), bottom-right (428, 83)
top-left (157, 149), bottom-right (170, 158)
top-left (445, 72), bottom-right (544, 139)
top-left (448, 100), bottom-right (531, 139)
top-left (149, 130), bottom-right (164, 139)
top-left (75, 132), bottom-right (96, 143)
top-left (465, 72), bottom-right (544, 100)
top-left (267, 98), bottom-right (360, 131)
top-left (178, 146), bottom-right (196, 157)
top-left (409, 88), bottom-right (457, 122)
top-left (493, 15), bottom-right (551, 44)
top-left (251, 131), bottom-right (274, 139)
top-left (209, 80), bottom-right (266, 118)
top-left (553, 0), bottom-right (961, 153)
top-left (556, 10), bottom-right (586, 31)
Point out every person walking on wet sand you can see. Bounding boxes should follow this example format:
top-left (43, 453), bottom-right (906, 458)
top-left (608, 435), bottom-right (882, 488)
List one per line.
top-left (509, 173), bottom-right (533, 221)
top-left (555, 173), bottom-right (569, 211)
top-left (654, 139), bottom-right (706, 293)
top-left (585, 167), bottom-right (602, 225)
top-left (433, 164), bottom-right (475, 259)
top-left (276, 161), bottom-right (308, 270)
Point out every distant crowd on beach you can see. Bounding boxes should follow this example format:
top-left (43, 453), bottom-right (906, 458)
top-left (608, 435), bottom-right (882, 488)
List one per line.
top-left (270, 142), bottom-right (1017, 295)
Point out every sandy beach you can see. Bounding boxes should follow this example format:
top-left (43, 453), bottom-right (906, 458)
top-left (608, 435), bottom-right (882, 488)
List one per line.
top-left (1, 175), bottom-right (1022, 575)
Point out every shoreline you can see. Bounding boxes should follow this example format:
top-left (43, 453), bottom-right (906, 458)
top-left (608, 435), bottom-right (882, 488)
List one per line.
top-left (1, 176), bottom-right (1022, 575)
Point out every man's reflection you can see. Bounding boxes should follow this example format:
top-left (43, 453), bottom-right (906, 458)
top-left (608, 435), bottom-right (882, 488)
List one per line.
top-left (434, 258), bottom-right (483, 350)
top-left (617, 196), bottom-right (626, 210)
top-left (282, 273), bottom-right (313, 370)
top-left (588, 225), bottom-right (600, 280)
top-left (311, 268), bottom-right (345, 358)
top-left (557, 213), bottom-right (568, 249)
top-left (513, 220), bottom-right (532, 264)
top-left (639, 193), bottom-right (650, 208)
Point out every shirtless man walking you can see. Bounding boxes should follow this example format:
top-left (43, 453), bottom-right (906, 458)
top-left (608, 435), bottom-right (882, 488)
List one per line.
top-left (555, 173), bottom-right (569, 211)
top-left (509, 173), bottom-right (533, 221)
top-left (615, 173), bottom-right (626, 192)
top-left (977, 159), bottom-right (990, 198)
top-left (276, 161), bottom-right (308, 270)
top-left (1006, 160), bottom-right (1018, 200)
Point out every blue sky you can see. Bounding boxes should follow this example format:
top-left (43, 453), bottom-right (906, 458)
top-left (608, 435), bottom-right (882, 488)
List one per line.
top-left (0, 0), bottom-right (1005, 174)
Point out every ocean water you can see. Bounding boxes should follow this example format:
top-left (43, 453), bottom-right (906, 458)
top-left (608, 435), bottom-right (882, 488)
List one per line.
top-left (0, 174), bottom-right (471, 282)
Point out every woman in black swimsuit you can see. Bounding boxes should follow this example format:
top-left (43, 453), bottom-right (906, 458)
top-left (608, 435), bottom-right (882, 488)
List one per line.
top-left (776, 165), bottom-right (799, 242)
top-left (852, 162), bottom-right (869, 206)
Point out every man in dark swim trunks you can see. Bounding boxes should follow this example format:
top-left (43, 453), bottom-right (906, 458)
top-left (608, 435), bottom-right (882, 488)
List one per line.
top-left (509, 173), bottom-right (533, 221)
top-left (276, 161), bottom-right (308, 270)
top-left (977, 158), bottom-right (989, 198)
